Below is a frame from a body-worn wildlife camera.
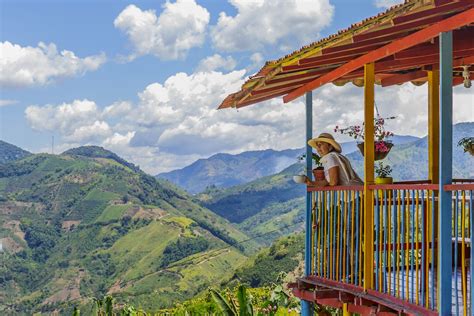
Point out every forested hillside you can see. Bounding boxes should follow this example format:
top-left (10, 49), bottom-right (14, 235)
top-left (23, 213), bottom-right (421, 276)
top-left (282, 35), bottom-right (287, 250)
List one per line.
top-left (0, 140), bottom-right (31, 164)
top-left (0, 147), bottom-right (255, 314)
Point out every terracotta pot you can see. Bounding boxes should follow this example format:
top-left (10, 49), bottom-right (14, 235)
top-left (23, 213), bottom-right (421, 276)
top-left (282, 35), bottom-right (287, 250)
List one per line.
top-left (357, 141), bottom-right (393, 161)
top-left (313, 168), bottom-right (325, 181)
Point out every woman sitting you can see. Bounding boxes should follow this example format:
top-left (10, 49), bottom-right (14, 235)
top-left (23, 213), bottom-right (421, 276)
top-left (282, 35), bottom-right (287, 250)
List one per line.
top-left (305, 133), bottom-right (363, 187)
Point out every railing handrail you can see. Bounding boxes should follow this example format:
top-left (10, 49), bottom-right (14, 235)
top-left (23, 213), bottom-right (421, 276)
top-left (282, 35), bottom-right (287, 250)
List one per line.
top-left (307, 185), bottom-right (363, 192)
top-left (444, 183), bottom-right (474, 191)
top-left (368, 183), bottom-right (439, 190)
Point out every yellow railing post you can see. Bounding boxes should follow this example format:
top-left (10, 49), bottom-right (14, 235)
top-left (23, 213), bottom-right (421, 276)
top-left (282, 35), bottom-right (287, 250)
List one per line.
top-left (428, 70), bottom-right (439, 183)
top-left (363, 62), bottom-right (375, 290)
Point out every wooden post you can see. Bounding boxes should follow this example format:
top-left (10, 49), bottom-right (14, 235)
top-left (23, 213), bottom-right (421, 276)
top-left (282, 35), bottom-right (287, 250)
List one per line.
top-left (428, 70), bottom-right (439, 183)
top-left (363, 62), bottom-right (375, 290)
top-left (438, 31), bottom-right (453, 316)
top-left (342, 303), bottom-right (351, 316)
top-left (302, 91), bottom-right (314, 316)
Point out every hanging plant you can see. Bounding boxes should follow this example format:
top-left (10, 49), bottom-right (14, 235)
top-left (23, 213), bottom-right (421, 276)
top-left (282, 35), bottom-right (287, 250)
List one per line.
top-left (334, 113), bottom-right (396, 161)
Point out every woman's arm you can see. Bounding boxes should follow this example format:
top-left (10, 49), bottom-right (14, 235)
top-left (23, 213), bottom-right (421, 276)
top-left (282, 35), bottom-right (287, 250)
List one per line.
top-left (303, 167), bottom-right (339, 187)
top-left (327, 166), bottom-right (339, 186)
top-left (305, 178), bottom-right (329, 187)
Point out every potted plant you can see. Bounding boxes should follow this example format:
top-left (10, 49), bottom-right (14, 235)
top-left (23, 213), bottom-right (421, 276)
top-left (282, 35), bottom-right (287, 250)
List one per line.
top-left (375, 161), bottom-right (393, 184)
top-left (334, 114), bottom-right (396, 160)
top-left (458, 137), bottom-right (474, 156)
top-left (297, 153), bottom-right (325, 181)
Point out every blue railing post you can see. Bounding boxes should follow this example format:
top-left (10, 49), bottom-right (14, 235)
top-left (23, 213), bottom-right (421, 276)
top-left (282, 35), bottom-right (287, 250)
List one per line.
top-left (438, 31), bottom-right (453, 316)
top-left (302, 91), bottom-right (313, 316)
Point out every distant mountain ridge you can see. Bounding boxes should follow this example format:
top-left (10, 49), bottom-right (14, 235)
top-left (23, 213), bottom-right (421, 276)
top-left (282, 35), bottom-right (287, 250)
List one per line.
top-left (158, 134), bottom-right (421, 194)
top-left (0, 140), bottom-right (31, 164)
top-left (157, 148), bottom-right (303, 194)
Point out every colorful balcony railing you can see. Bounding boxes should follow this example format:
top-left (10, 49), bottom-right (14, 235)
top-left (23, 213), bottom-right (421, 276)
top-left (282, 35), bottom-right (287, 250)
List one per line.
top-left (445, 182), bottom-right (473, 316)
top-left (305, 181), bottom-right (473, 315)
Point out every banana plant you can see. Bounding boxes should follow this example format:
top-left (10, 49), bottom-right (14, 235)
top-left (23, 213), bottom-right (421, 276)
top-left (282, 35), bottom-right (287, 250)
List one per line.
top-left (210, 285), bottom-right (254, 316)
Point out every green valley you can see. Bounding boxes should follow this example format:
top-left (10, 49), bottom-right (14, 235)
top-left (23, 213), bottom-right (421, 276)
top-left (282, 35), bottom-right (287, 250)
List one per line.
top-left (0, 146), bottom-right (254, 314)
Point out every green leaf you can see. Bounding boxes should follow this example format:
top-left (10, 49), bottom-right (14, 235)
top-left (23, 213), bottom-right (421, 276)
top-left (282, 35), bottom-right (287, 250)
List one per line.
top-left (210, 289), bottom-right (237, 315)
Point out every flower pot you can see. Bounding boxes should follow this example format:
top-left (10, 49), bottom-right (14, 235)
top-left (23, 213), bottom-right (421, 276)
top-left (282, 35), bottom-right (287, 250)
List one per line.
top-left (313, 168), bottom-right (325, 181)
top-left (375, 177), bottom-right (393, 185)
top-left (357, 141), bottom-right (393, 161)
top-left (375, 177), bottom-right (393, 199)
top-left (293, 175), bottom-right (306, 184)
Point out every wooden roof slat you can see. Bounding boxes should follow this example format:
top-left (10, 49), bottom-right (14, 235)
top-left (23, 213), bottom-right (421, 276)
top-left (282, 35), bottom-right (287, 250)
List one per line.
top-left (353, 12), bottom-right (453, 42)
top-left (381, 70), bottom-right (427, 86)
top-left (299, 42), bottom-right (386, 64)
top-left (393, 0), bottom-right (471, 24)
top-left (283, 7), bottom-right (474, 103)
top-left (322, 31), bottom-right (412, 55)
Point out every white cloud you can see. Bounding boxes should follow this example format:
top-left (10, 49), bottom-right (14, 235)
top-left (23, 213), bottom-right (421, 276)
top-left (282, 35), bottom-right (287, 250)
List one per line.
top-left (248, 52), bottom-right (264, 72)
top-left (0, 99), bottom-right (18, 107)
top-left (211, 0), bottom-right (334, 52)
top-left (196, 54), bottom-right (236, 72)
top-left (0, 41), bottom-right (106, 87)
top-left (374, 0), bottom-right (404, 9)
top-left (25, 99), bottom-right (99, 133)
top-left (103, 101), bottom-right (133, 118)
top-left (23, 68), bottom-right (472, 176)
top-left (114, 1), bottom-right (209, 60)
top-left (64, 121), bottom-right (112, 143)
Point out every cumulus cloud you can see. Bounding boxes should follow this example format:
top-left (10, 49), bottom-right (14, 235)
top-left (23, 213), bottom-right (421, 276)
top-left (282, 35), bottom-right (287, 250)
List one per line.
top-left (211, 0), bottom-right (334, 52)
top-left (374, 0), bottom-right (404, 9)
top-left (103, 101), bottom-right (133, 118)
top-left (0, 41), bottom-right (106, 87)
top-left (0, 99), bottom-right (18, 107)
top-left (23, 68), bottom-right (472, 175)
top-left (114, 1), bottom-right (209, 60)
top-left (196, 54), bottom-right (236, 72)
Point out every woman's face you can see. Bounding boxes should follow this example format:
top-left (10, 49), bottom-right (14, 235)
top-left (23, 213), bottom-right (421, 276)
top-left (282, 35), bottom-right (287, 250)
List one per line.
top-left (314, 141), bottom-right (332, 156)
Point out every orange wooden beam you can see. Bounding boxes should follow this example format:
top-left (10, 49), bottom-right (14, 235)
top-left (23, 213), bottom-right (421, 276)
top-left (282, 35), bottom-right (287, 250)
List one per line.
top-left (283, 7), bottom-right (474, 103)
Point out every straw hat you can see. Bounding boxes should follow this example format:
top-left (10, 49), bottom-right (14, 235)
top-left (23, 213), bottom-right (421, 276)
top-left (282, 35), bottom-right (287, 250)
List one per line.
top-left (308, 133), bottom-right (342, 153)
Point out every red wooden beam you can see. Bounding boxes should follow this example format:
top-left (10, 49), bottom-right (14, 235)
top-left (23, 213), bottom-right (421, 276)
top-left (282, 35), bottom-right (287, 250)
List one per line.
top-left (393, 0), bottom-right (472, 25)
top-left (283, 8), bottom-right (474, 103)
top-left (381, 70), bottom-right (427, 86)
top-left (395, 33), bottom-right (474, 59)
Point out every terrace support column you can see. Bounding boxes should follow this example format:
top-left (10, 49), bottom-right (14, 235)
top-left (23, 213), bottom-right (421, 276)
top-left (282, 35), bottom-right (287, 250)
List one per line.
top-left (438, 31), bottom-right (453, 316)
top-left (363, 62), bottom-right (375, 290)
top-left (302, 91), bottom-right (314, 316)
top-left (428, 70), bottom-right (440, 273)
top-left (428, 70), bottom-right (440, 183)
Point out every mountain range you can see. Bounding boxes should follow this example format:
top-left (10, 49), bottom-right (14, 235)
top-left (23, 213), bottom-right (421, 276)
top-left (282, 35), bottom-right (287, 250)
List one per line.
top-left (157, 134), bottom-right (420, 194)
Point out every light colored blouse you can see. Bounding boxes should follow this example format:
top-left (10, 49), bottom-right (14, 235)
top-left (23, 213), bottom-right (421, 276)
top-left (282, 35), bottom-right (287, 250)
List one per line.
top-left (320, 152), bottom-right (363, 186)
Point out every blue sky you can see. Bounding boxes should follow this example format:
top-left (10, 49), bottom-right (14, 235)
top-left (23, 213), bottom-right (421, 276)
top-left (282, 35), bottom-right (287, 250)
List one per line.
top-left (1, 0), bottom-right (472, 174)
